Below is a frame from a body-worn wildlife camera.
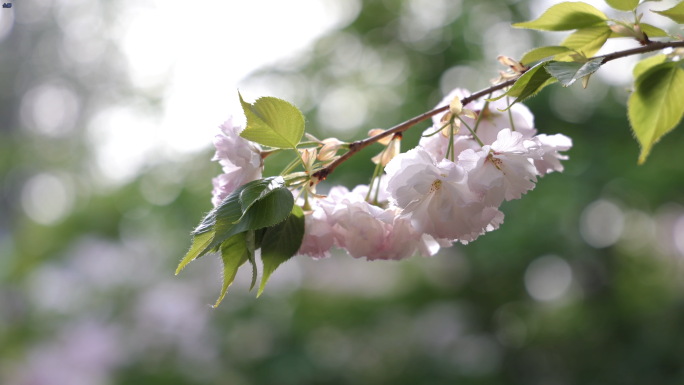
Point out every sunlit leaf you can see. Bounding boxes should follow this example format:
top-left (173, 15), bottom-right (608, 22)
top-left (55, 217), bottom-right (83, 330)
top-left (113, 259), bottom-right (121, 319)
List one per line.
top-left (175, 231), bottom-right (215, 275)
top-left (559, 25), bottom-right (612, 59)
top-left (213, 232), bottom-right (249, 307)
top-left (628, 61), bottom-right (684, 163)
top-left (546, 58), bottom-right (603, 87)
top-left (609, 23), bottom-right (670, 38)
top-left (487, 62), bottom-right (555, 108)
top-left (239, 92), bottom-right (305, 149)
top-left (652, 1), bottom-right (684, 23)
top-left (520, 46), bottom-right (574, 65)
top-left (633, 54), bottom-right (667, 78)
top-left (513, 2), bottom-right (607, 31)
top-left (257, 205), bottom-right (305, 297)
top-left (605, 0), bottom-right (639, 11)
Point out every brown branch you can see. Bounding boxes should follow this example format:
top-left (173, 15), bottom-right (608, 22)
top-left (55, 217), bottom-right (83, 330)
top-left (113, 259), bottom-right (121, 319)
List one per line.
top-left (312, 39), bottom-right (684, 181)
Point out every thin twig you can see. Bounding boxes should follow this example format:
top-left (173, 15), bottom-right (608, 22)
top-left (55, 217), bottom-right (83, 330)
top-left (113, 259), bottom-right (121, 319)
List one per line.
top-left (312, 40), bottom-right (684, 181)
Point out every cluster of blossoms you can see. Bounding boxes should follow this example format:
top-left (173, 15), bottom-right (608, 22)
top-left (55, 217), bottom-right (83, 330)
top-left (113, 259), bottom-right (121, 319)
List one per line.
top-left (211, 88), bottom-right (572, 261)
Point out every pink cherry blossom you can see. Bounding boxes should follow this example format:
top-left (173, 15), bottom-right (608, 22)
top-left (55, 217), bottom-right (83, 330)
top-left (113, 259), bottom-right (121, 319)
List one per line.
top-left (211, 116), bottom-right (263, 207)
top-left (297, 207), bottom-right (335, 259)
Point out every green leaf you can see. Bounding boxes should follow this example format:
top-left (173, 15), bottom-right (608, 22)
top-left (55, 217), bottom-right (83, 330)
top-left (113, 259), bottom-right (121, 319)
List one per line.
top-left (235, 177), bottom-right (287, 223)
top-left (175, 231), bottom-right (214, 275)
top-left (640, 23), bottom-right (670, 37)
top-left (605, 0), bottom-right (639, 11)
top-left (628, 62), bottom-right (684, 164)
top-left (513, 2), bottom-right (607, 31)
top-left (176, 177), bottom-right (294, 275)
top-left (205, 179), bottom-right (294, 253)
top-left (245, 230), bottom-right (257, 291)
top-left (545, 58), bottom-right (604, 87)
top-left (239, 92), bottom-right (305, 149)
top-left (520, 46), bottom-right (573, 65)
top-left (652, 1), bottom-right (684, 23)
top-left (633, 54), bottom-right (667, 78)
top-left (559, 25), bottom-right (612, 59)
top-left (609, 23), bottom-right (670, 38)
top-left (257, 205), bottom-right (305, 297)
top-left (487, 62), bottom-right (555, 108)
top-left (214, 232), bottom-right (249, 307)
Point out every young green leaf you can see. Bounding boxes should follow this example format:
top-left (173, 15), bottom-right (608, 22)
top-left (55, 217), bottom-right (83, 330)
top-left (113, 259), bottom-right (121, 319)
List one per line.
top-left (245, 230), bottom-right (257, 291)
top-left (236, 177), bottom-right (287, 223)
top-left (633, 54), bottom-right (667, 78)
top-left (520, 46), bottom-right (573, 65)
top-left (605, 0), bottom-right (639, 11)
top-left (176, 231), bottom-right (215, 275)
top-left (559, 25), bottom-right (612, 59)
top-left (213, 232), bottom-right (249, 307)
top-left (545, 58), bottom-right (603, 87)
top-left (628, 62), bottom-right (684, 164)
top-left (652, 1), bottom-right (684, 23)
top-left (257, 205), bottom-right (305, 297)
top-left (182, 177), bottom-right (293, 269)
top-left (207, 182), bottom-right (294, 253)
top-left (487, 62), bottom-right (555, 108)
top-left (239, 92), bottom-right (305, 149)
top-left (513, 2), bottom-right (608, 31)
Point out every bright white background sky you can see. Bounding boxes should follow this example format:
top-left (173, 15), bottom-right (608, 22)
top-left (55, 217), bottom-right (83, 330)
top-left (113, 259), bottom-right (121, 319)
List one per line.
top-left (95, 0), bottom-right (361, 182)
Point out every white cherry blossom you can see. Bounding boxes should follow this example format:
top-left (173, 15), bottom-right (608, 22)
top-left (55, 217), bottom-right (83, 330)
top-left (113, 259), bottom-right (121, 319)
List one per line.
top-left (297, 207), bottom-right (335, 259)
top-left (532, 133), bottom-right (573, 175)
top-left (459, 129), bottom-right (540, 207)
top-left (211, 116), bottom-right (263, 207)
top-left (385, 147), bottom-right (502, 242)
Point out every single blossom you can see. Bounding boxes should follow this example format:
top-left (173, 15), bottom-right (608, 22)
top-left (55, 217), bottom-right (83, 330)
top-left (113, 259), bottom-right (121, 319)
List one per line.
top-left (297, 206), bottom-right (335, 259)
top-left (532, 133), bottom-right (572, 176)
top-left (385, 147), bottom-right (502, 242)
top-left (211, 116), bottom-right (263, 207)
top-left (317, 186), bottom-right (448, 260)
top-left (459, 129), bottom-right (540, 207)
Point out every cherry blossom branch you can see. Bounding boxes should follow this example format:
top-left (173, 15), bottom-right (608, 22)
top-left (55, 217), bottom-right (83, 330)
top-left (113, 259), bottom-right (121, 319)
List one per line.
top-left (312, 39), bottom-right (684, 181)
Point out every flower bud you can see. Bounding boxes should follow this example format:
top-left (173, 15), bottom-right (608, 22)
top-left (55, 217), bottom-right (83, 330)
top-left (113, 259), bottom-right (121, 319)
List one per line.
top-left (372, 134), bottom-right (402, 166)
top-left (299, 148), bottom-right (317, 171)
top-left (449, 97), bottom-right (463, 115)
top-left (318, 138), bottom-right (344, 161)
top-left (368, 128), bottom-right (393, 145)
top-left (497, 55), bottom-right (527, 73)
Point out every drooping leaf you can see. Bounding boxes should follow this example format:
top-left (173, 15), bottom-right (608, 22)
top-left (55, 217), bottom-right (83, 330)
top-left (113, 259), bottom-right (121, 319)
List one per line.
top-left (239, 92), bottom-right (305, 149)
top-left (213, 232), bottom-right (249, 307)
top-left (177, 177), bottom-right (293, 275)
top-left (235, 177), bottom-right (287, 223)
top-left (633, 54), bottom-right (667, 78)
top-left (205, 180), bottom-right (294, 253)
top-left (545, 58), bottom-right (603, 87)
top-left (245, 230), bottom-right (257, 291)
top-left (605, 0), bottom-right (639, 11)
top-left (513, 2), bottom-right (608, 31)
top-left (559, 25), bottom-right (612, 59)
top-left (257, 205), bottom-right (305, 297)
top-left (487, 62), bottom-right (555, 107)
top-left (652, 1), bottom-right (684, 23)
top-left (520, 46), bottom-right (574, 65)
top-left (628, 62), bottom-right (684, 163)
top-left (175, 231), bottom-right (215, 275)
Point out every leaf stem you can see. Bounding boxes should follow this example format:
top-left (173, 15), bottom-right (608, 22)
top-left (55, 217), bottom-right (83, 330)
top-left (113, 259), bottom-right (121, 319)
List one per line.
top-left (457, 116), bottom-right (484, 147)
top-left (366, 146), bottom-right (387, 202)
top-left (473, 94), bottom-right (491, 133)
top-left (506, 96), bottom-right (516, 131)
